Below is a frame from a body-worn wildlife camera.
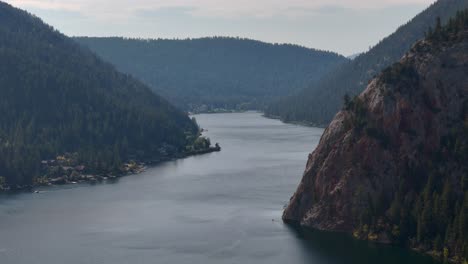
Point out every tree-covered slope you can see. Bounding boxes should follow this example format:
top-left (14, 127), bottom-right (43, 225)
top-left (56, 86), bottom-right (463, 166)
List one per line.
top-left (74, 37), bottom-right (347, 112)
top-left (284, 10), bottom-right (468, 263)
top-left (266, 0), bottom-right (468, 126)
top-left (0, 2), bottom-right (199, 187)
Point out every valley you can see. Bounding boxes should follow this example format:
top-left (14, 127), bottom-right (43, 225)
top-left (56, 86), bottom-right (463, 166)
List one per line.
top-left (0, 0), bottom-right (467, 263)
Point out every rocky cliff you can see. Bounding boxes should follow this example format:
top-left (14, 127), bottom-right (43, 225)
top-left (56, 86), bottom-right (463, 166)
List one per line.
top-left (284, 13), bottom-right (468, 262)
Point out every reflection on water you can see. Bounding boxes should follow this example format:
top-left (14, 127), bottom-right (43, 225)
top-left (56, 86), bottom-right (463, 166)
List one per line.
top-left (287, 225), bottom-right (439, 264)
top-left (0, 112), bottom-right (438, 264)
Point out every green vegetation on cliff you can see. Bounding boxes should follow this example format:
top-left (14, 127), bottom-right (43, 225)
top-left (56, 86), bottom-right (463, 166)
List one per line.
top-left (367, 13), bottom-right (468, 262)
top-left (267, 0), bottom-right (468, 126)
top-left (283, 10), bottom-right (468, 263)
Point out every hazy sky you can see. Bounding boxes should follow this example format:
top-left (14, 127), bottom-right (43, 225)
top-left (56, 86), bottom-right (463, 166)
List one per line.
top-left (6, 0), bottom-right (435, 55)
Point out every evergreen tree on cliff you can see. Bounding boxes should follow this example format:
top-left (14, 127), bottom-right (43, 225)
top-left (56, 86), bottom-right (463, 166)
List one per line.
top-left (284, 11), bottom-right (468, 263)
top-left (267, 0), bottom-right (468, 126)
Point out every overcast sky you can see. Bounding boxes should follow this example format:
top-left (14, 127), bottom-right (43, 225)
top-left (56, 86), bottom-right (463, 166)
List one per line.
top-left (6, 0), bottom-right (435, 55)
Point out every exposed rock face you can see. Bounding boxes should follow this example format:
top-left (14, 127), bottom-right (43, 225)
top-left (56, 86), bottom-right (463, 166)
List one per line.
top-left (283, 30), bottom-right (468, 235)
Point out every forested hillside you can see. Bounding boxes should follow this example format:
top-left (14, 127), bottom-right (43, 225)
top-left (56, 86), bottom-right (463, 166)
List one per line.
top-left (0, 2), bottom-right (200, 187)
top-left (284, 10), bottom-right (468, 263)
top-left (74, 37), bottom-right (347, 112)
top-left (266, 0), bottom-right (468, 126)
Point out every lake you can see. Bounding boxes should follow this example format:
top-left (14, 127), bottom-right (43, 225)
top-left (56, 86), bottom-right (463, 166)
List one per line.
top-left (0, 112), bottom-right (438, 264)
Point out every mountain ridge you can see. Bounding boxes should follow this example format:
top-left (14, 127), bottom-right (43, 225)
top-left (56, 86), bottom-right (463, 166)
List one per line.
top-left (266, 0), bottom-right (468, 126)
top-left (0, 1), bottom-right (201, 187)
top-left (74, 36), bottom-right (348, 112)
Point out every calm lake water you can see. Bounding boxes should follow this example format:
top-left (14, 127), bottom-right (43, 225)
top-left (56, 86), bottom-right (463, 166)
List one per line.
top-left (0, 112), bottom-right (438, 264)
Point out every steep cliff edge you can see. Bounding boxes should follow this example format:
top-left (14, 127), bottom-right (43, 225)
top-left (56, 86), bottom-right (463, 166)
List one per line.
top-left (284, 13), bottom-right (468, 262)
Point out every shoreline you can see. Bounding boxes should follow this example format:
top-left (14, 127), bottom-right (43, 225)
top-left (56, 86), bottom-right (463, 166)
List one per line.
top-left (190, 109), bottom-right (257, 115)
top-left (286, 222), bottom-right (450, 263)
top-left (262, 113), bottom-right (328, 128)
top-left (0, 146), bottom-right (221, 194)
top-left (193, 110), bottom-right (328, 128)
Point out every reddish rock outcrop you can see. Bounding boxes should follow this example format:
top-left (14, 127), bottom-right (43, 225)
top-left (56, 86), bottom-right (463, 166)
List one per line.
top-left (283, 27), bottom-right (468, 250)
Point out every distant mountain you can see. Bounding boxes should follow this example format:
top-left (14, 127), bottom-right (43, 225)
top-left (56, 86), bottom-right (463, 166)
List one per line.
top-left (0, 2), bottom-right (199, 187)
top-left (266, 0), bottom-right (468, 126)
top-left (284, 10), bottom-right (468, 262)
top-left (74, 37), bottom-right (347, 112)
top-left (347, 53), bottom-right (362, 60)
